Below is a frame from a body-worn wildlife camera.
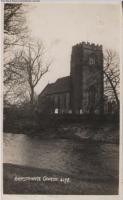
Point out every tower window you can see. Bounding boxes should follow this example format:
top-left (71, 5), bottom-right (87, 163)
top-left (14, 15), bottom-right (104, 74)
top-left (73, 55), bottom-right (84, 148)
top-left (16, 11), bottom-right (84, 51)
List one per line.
top-left (89, 57), bottom-right (95, 65)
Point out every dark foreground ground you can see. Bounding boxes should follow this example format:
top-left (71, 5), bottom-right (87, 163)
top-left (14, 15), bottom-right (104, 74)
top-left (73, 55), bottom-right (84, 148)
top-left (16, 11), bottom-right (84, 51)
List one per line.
top-left (3, 136), bottom-right (119, 194)
top-left (3, 115), bottom-right (119, 195)
top-left (3, 162), bottom-right (118, 195)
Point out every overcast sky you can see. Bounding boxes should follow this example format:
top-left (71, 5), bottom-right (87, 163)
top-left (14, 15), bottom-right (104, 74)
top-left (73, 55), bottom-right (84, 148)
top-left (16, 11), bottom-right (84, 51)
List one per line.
top-left (25, 2), bottom-right (121, 94)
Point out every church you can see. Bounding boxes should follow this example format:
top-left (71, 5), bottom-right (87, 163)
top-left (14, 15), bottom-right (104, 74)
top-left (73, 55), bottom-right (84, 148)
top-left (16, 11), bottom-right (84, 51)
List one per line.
top-left (38, 42), bottom-right (104, 114)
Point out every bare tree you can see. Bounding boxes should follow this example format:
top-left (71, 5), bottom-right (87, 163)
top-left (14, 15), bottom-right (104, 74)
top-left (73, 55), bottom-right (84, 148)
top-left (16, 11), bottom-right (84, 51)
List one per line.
top-left (4, 51), bottom-right (29, 106)
top-left (5, 41), bottom-right (51, 106)
top-left (3, 5), bottom-right (50, 106)
top-left (21, 42), bottom-right (51, 105)
top-left (4, 3), bottom-right (27, 50)
top-left (4, 3), bottom-right (28, 105)
top-left (4, 3), bottom-right (27, 81)
top-left (104, 49), bottom-right (120, 110)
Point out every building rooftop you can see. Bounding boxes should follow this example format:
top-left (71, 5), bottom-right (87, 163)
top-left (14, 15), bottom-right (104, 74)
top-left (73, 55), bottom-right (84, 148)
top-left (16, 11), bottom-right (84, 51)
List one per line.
top-left (39, 76), bottom-right (70, 98)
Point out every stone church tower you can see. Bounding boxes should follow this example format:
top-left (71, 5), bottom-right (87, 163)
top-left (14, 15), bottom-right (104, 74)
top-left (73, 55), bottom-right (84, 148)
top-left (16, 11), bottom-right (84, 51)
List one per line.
top-left (39, 41), bottom-right (104, 115)
top-left (70, 42), bottom-right (104, 114)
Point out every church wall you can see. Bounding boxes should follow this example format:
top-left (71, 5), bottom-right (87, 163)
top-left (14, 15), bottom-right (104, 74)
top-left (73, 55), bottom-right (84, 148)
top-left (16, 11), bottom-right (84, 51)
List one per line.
top-left (82, 47), bottom-right (103, 113)
top-left (48, 92), bottom-right (70, 114)
top-left (70, 46), bottom-right (83, 114)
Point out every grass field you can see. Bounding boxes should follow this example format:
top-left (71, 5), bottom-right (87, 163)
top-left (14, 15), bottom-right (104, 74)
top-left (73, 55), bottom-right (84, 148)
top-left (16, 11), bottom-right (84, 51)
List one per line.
top-left (3, 163), bottom-right (119, 195)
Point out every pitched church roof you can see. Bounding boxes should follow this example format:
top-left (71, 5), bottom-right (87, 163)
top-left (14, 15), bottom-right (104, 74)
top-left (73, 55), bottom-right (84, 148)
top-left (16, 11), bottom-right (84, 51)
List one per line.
top-left (39, 76), bottom-right (71, 97)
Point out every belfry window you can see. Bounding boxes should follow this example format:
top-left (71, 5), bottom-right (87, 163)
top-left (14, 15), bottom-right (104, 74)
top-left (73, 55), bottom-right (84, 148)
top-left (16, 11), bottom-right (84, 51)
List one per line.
top-left (89, 57), bottom-right (95, 65)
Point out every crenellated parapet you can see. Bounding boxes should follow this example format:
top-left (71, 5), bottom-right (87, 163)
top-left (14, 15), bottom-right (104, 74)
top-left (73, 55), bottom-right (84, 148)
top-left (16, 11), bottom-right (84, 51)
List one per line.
top-left (72, 41), bottom-right (102, 52)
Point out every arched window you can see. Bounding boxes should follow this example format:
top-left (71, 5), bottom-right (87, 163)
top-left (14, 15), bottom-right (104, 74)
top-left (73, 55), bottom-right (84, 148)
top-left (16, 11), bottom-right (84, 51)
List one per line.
top-left (89, 56), bottom-right (95, 65)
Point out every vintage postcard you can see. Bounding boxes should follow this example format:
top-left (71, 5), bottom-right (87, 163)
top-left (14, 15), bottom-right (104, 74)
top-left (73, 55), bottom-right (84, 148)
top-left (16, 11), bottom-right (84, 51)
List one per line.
top-left (1, 0), bottom-right (123, 199)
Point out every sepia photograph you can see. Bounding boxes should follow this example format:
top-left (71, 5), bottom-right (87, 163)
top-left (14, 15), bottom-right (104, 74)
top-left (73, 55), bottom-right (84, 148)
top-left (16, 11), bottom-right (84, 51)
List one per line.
top-left (2, 1), bottom-right (121, 196)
